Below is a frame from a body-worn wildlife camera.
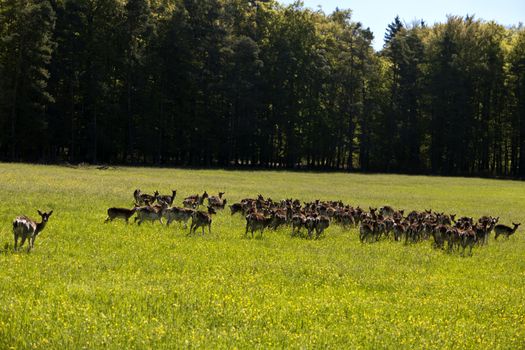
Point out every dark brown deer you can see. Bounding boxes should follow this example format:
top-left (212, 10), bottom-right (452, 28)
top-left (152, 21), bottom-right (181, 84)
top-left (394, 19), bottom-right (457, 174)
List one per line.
top-left (105, 207), bottom-right (136, 224)
top-left (494, 223), bottom-right (521, 240)
top-left (229, 203), bottom-right (243, 215)
top-left (157, 190), bottom-right (177, 206)
top-left (189, 206), bottom-right (217, 235)
top-left (13, 210), bottom-right (53, 252)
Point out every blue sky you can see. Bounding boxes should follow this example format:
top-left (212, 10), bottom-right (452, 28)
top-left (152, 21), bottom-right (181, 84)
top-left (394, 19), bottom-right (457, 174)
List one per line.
top-left (280, 0), bottom-right (525, 50)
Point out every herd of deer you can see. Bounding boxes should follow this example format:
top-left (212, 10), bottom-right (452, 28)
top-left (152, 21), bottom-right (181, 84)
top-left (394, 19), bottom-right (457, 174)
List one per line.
top-left (11, 191), bottom-right (520, 255)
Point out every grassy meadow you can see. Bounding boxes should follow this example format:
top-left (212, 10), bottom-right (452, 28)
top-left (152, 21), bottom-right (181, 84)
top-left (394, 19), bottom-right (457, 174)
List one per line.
top-left (0, 163), bottom-right (524, 349)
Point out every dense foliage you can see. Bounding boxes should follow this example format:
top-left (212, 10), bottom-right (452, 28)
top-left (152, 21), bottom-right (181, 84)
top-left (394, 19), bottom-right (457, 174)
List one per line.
top-left (1, 1), bottom-right (524, 177)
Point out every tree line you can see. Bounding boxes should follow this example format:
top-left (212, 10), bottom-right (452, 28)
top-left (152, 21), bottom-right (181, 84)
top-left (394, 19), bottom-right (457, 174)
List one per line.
top-left (1, 0), bottom-right (525, 177)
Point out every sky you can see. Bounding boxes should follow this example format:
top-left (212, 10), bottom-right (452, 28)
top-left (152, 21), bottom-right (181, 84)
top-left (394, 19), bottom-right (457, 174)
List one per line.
top-left (280, 0), bottom-right (525, 50)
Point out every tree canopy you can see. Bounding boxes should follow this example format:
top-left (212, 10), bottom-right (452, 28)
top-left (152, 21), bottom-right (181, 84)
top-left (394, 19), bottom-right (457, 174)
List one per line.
top-left (1, 0), bottom-right (524, 177)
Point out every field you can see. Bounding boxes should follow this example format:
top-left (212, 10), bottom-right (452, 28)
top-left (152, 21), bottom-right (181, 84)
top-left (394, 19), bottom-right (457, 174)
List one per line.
top-left (0, 163), bottom-right (524, 349)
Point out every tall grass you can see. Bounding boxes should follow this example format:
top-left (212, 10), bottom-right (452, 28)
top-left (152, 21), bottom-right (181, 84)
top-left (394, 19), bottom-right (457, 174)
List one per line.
top-left (0, 163), bottom-right (524, 349)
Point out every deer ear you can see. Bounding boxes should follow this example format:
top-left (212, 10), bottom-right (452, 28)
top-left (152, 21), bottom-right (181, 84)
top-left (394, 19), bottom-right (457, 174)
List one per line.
top-left (48, 211), bottom-right (53, 216)
top-left (37, 210), bottom-right (43, 216)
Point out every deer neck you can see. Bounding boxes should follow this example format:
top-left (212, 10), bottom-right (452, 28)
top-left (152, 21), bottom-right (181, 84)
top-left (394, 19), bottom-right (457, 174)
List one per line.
top-left (35, 221), bottom-right (47, 235)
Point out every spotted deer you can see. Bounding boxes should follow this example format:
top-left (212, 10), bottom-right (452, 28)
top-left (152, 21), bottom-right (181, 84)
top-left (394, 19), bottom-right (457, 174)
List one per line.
top-left (13, 210), bottom-right (53, 252)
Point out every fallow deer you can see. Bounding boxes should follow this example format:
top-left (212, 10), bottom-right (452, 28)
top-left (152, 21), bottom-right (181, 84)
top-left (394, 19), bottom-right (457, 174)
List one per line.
top-left (229, 203), bottom-right (243, 215)
top-left (379, 206), bottom-right (395, 218)
top-left (208, 192), bottom-right (226, 208)
top-left (163, 207), bottom-right (195, 228)
top-left (13, 210), bottom-right (53, 252)
top-left (134, 189), bottom-right (159, 205)
top-left (305, 215), bottom-right (317, 239)
top-left (315, 215), bottom-right (330, 239)
top-left (189, 206), bottom-right (217, 235)
top-left (105, 207), bottom-right (136, 224)
top-left (157, 190), bottom-right (177, 206)
top-left (245, 212), bottom-right (272, 238)
top-left (494, 223), bottom-right (521, 240)
top-left (134, 202), bottom-right (167, 225)
top-left (183, 191), bottom-right (209, 208)
top-left (291, 213), bottom-right (306, 237)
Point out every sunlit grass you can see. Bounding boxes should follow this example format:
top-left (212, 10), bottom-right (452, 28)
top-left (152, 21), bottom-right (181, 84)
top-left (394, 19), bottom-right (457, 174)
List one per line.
top-left (0, 163), bottom-right (524, 349)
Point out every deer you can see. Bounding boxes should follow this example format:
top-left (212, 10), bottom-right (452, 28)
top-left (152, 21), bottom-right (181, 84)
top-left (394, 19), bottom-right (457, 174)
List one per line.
top-left (105, 207), bottom-right (136, 224)
top-left (379, 206), bottom-right (395, 218)
top-left (183, 191), bottom-right (209, 208)
top-left (134, 202), bottom-right (167, 225)
top-left (314, 215), bottom-right (330, 239)
top-left (163, 206), bottom-right (195, 229)
top-left (189, 206), bottom-right (217, 235)
top-left (459, 228), bottom-right (477, 256)
top-left (494, 223), bottom-right (521, 240)
top-left (245, 212), bottom-right (272, 238)
top-left (393, 221), bottom-right (408, 242)
top-left (269, 209), bottom-right (287, 230)
top-left (291, 212), bottom-right (306, 237)
top-left (305, 214), bottom-right (317, 239)
top-left (157, 190), bottom-right (177, 206)
top-left (208, 192), bottom-right (226, 207)
top-left (13, 210), bottom-right (53, 252)
top-left (229, 203), bottom-right (243, 216)
top-left (134, 189), bottom-right (159, 205)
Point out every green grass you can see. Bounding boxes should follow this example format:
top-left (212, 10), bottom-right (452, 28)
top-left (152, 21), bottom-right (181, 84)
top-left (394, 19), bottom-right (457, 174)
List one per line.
top-left (0, 163), bottom-right (524, 349)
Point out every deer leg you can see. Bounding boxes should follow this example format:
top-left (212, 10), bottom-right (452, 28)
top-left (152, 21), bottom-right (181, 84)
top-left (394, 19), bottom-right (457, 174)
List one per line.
top-left (28, 236), bottom-right (36, 252)
top-left (19, 236), bottom-right (27, 250)
top-left (208, 224), bottom-right (211, 235)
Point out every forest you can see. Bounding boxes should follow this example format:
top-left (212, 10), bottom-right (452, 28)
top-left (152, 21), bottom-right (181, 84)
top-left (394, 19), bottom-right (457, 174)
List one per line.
top-left (1, 0), bottom-right (525, 177)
